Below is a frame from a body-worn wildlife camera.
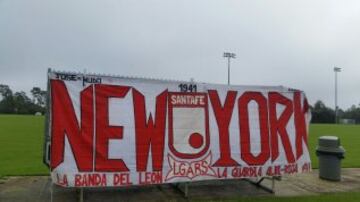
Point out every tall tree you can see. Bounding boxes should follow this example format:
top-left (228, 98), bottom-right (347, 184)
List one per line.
top-left (31, 87), bottom-right (47, 107)
top-left (0, 84), bottom-right (14, 113)
top-left (13, 91), bottom-right (32, 114)
top-left (311, 100), bottom-right (336, 123)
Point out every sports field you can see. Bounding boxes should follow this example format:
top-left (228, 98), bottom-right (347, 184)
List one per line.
top-left (0, 115), bottom-right (48, 176)
top-left (309, 123), bottom-right (360, 168)
top-left (228, 192), bottom-right (360, 202)
top-left (0, 114), bottom-right (360, 176)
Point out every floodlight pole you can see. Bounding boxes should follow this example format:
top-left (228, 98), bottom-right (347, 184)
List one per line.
top-left (227, 57), bottom-right (230, 85)
top-left (334, 67), bottom-right (341, 124)
top-left (223, 52), bottom-right (236, 85)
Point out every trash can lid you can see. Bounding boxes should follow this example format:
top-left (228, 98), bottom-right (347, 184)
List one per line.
top-left (318, 136), bottom-right (340, 148)
top-left (316, 145), bottom-right (345, 154)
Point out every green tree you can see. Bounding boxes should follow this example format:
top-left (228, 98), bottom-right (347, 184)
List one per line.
top-left (342, 104), bottom-right (360, 123)
top-left (311, 100), bottom-right (336, 123)
top-left (0, 85), bottom-right (46, 114)
top-left (0, 84), bottom-right (15, 113)
top-left (31, 87), bottom-right (47, 107)
top-left (13, 91), bottom-right (32, 114)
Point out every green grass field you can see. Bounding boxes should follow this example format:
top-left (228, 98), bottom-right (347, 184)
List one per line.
top-left (0, 115), bottom-right (48, 176)
top-left (1, 115), bottom-right (360, 176)
top-left (225, 192), bottom-right (360, 202)
top-left (309, 124), bottom-right (360, 168)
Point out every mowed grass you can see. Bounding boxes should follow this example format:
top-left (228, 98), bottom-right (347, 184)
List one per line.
top-left (309, 124), bottom-right (360, 168)
top-left (0, 115), bottom-right (48, 176)
top-left (225, 192), bottom-right (360, 202)
top-left (1, 115), bottom-right (360, 176)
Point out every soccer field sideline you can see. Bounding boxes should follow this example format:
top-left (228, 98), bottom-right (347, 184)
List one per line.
top-left (0, 114), bottom-right (360, 176)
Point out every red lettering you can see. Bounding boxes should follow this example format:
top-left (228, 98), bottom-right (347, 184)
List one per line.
top-left (74, 174), bottom-right (107, 187)
top-left (50, 80), bottom-right (309, 176)
top-left (75, 174), bottom-right (82, 186)
top-left (269, 92), bottom-right (295, 163)
top-left (50, 80), bottom-right (94, 171)
top-left (139, 171), bottom-right (163, 184)
top-left (294, 91), bottom-right (309, 159)
top-left (238, 92), bottom-right (270, 165)
top-left (208, 90), bottom-right (239, 166)
top-left (95, 84), bottom-right (130, 171)
top-left (56, 173), bottom-right (68, 186)
top-left (133, 89), bottom-right (167, 171)
top-left (113, 173), bottom-right (132, 186)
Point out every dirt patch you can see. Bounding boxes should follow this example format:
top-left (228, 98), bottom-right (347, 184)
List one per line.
top-left (1, 169), bottom-right (360, 202)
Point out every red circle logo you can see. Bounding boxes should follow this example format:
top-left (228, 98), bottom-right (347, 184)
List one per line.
top-left (188, 132), bottom-right (204, 149)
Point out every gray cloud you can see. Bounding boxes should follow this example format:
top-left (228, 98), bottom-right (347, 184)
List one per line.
top-left (1, 0), bottom-right (360, 109)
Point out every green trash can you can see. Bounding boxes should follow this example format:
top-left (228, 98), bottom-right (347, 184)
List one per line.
top-left (316, 136), bottom-right (345, 181)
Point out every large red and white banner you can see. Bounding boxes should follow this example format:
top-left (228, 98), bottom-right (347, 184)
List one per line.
top-left (46, 71), bottom-right (311, 187)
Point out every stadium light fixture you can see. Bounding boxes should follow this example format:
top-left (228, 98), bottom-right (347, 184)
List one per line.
top-left (223, 52), bottom-right (236, 85)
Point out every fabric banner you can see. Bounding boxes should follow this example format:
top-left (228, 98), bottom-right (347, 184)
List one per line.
top-left (45, 70), bottom-right (311, 187)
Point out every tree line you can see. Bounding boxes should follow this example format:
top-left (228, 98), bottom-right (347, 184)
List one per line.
top-left (1, 84), bottom-right (360, 124)
top-left (0, 84), bottom-right (46, 114)
top-left (311, 100), bottom-right (360, 124)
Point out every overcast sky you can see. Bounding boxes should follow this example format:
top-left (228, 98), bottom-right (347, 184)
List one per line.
top-left (1, 0), bottom-right (360, 109)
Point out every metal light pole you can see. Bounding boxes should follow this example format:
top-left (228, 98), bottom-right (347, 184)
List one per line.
top-left (223, 52), bottom-right (236, 85)
top-left (334, 67), bottom-right (341, 124)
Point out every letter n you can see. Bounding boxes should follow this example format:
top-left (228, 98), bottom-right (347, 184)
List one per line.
top-left (50, 80), bottom-right (94, 171)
